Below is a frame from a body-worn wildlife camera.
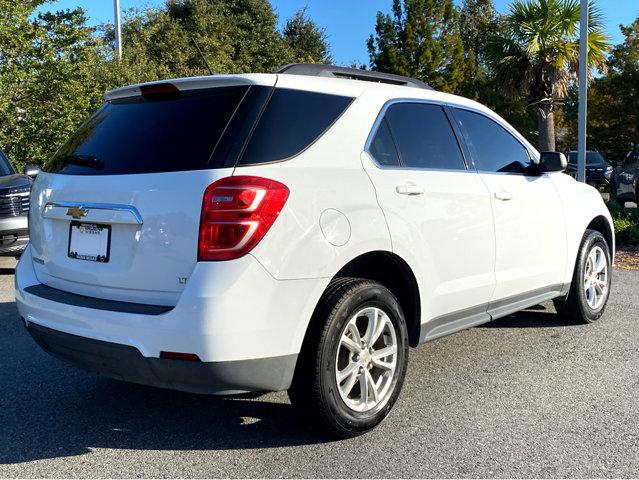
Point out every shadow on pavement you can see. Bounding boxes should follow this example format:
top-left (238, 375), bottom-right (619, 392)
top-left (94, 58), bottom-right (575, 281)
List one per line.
top-left (0, 298), bottom-right (575, 464)
top-left (481, 306), bottom-right (579, 329)
top-left (0, 301), bottom-right (333, 465)
top-left (0, 267), bottom-right (15, 276)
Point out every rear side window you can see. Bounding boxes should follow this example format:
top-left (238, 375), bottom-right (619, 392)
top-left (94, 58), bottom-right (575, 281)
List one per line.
top-left (383, 103), bottom-right (466, 170)
top-left (239, 89), bottom-right (353, 165)
top-left (369, 119), bottom-right (400, 167)
top-left (454, 108), bottom-right (531, 174)
top-left (45, 86), bottom-right (250, 175)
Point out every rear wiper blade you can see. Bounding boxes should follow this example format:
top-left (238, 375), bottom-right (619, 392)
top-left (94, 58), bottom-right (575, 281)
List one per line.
top-left (59, 154), bottom-right (104, 170)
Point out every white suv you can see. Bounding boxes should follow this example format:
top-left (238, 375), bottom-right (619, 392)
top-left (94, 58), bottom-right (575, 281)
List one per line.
top-left (15, 64), bottom-right (614, 438)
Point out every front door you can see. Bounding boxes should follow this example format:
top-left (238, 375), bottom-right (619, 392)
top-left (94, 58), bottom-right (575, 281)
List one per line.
top-left (452, 107), bottom-right (567, 304)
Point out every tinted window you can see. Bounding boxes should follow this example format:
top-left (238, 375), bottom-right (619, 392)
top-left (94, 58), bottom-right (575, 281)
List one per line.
top-left (45, 86), bottom-right (250, 175)
top-left (568, 151), bottom-right (605, 165)
top-left (0, 151), bottom-right (13, 176)
top-left (455, 109), bottom-right (530, 174)
top-left (369, 119), bottom-right (400, 166)
top-left (384, 103), bottom-right (465, 170)
top-left (240, 89), bottom-right (353, 165)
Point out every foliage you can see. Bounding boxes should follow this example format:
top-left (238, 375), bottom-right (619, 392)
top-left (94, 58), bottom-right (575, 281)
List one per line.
top-left (485, 0), bottom-right (610, 152)
top-left (606, 201), bottom-right (639, 246)
top-left (367, 0), bottom-right (465, 93)
top-left (458, 0), bottom-right (498, 99)
top-left (283, 8), bottom-right (331, 64)
top-left (585, 15), bottom-right (639, 162)
top-left (0, 1), bottom-right (106, 170)
top-left (0, 0), bottom-right (330, 169)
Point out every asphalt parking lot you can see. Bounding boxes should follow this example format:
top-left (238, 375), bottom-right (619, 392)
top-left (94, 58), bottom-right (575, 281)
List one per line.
top-left (0, 257), bottom-right (637, 478)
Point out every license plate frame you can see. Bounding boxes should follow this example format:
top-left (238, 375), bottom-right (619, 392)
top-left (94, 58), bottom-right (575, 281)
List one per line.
top-left (67, 221), bottom-right (112, 263)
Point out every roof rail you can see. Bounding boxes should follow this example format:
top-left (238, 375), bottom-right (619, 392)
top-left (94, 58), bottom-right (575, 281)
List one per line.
top-left (275, 63), bottom-right (433, 90)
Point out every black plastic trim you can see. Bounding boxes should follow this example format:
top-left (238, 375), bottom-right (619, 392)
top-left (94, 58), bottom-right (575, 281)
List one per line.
top-left (26, 322), bottom-right (297, 394)
top-left (24, 284), bottom-right (174, 315)
top-left (276, 63), bottom-right (434, 90)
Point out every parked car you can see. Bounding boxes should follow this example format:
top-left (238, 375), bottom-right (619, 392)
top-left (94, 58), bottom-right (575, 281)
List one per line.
top-left (15, 64), bottom-right (615, 438)
top-left (565, 150), bottom-right (613, 188)
top-left (0, 150), bottom-right (37, 258)
top-left (610, 145), bottom-right (639, 205)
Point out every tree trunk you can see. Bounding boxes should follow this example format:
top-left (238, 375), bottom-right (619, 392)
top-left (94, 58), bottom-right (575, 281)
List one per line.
top-left (537, 105), bottom-right (556, 152)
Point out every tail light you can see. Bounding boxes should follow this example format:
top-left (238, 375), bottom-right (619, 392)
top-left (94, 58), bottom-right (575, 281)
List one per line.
top-left (198, 176), bottom-right (289, 261)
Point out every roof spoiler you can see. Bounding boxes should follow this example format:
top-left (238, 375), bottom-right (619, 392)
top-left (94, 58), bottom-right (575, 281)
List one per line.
top-left (275, 63), bottom-right (433, 91)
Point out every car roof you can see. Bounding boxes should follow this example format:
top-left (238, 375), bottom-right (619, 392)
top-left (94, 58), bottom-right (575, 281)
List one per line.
top-left (106, 71), bottom-right (483, 109)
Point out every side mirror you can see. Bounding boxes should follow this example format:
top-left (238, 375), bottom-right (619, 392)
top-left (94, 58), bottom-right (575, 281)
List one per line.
top-left (539, 152), bottom-right (567, 173)
top-left (23, 164), bottom-right (41, 178)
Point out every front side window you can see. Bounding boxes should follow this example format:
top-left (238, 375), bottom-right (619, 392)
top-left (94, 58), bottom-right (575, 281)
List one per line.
top-left (383, 103), bottom-right (466, 170)
top-left (454, 108), bottom-right (531, 174)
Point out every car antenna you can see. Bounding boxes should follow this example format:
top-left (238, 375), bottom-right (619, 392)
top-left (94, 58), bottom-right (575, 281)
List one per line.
top-left (190, 35), bottom-right (213, 75)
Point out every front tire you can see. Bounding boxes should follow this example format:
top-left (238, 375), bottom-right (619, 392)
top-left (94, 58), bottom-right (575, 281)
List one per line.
top-left (554, 229), bottom-right (612, 323)
top-left (288, 278), bottom-right (409, 438)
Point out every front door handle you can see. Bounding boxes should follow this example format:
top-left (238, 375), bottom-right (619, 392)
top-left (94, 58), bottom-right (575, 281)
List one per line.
top-left (494, 190), bottom-right (513, 201)
top-left (396, 184), bottom-right (424, 196)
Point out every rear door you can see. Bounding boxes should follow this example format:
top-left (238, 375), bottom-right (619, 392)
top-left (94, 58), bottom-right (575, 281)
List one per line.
top-left (362, 101), bottom-right (496, 327)
top-left (29, 79), bottom-right (275, 305)
top-left (452, 107), bottom-right (567, 304)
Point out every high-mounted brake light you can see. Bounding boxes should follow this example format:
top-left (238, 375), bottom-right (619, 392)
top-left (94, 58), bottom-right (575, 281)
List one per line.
top-left (140, 83), bottom-right (179, 99)
top-left (198, 176), bottom-right (289, 261)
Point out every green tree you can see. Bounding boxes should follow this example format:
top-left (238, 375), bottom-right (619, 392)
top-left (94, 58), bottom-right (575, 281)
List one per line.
top-left (458, 0), bottom-right (498, 98)
top-left (0, 1), bottom-right (105, 169)
top-left (486, 0), bottom-right (609, 152)
top-left (367, 0), bottom-right (465, 93)
top-left (587, 15), bottom-right (639, 161)
top-left (283, 8), bottom-right (331, 64)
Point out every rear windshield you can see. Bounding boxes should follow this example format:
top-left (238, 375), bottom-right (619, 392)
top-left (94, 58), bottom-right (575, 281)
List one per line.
top-left (45, 85), bottom-right (353, 175)
top-left (568, 151), bottom-right (605, 165)
top-left (45, 86), bottom-right (250, 175)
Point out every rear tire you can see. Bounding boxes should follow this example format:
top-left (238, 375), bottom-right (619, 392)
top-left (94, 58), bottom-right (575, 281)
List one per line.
top-left (553, 229), bottom-right (612, 324)
top-left (288, 278), bottom-right (409, 438)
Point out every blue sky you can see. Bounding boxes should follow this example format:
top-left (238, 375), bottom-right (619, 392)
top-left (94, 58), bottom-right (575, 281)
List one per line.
top-left (40, 0), bottom-right (639, 66)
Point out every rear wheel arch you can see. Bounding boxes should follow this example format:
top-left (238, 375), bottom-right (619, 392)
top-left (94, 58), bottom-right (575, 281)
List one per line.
top-left (307, 251), bottom-right (421, 348)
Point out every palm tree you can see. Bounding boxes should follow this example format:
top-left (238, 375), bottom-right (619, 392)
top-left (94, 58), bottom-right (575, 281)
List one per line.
top-left (487, 0), bottom-right (609, 151)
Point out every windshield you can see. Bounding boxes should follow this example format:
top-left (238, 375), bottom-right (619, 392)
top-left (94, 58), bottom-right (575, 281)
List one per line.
top-left (0, 151), bottom-right (14, 176)
top-left (44, 86), bottom-right (252, 175)
top-left (568, 151), bottom-right (605, 165)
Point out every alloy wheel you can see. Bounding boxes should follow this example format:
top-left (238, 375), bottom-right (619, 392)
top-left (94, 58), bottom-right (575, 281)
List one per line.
top-left (335, 307), bottom-right (398, 412)
top-left (584, 245), bottom-right (609, 310)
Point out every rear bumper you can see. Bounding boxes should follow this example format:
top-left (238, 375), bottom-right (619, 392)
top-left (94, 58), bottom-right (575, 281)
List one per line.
top-left (0, 215), bottom-right (28, 256)
top-left (15, 244), bottom-right (329, 393)
top-left (26, 322), bottom-right (296, 395)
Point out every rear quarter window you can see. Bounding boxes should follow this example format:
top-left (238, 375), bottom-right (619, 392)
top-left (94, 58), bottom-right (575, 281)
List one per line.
top-left (238, 88), bottom-right (353, 165)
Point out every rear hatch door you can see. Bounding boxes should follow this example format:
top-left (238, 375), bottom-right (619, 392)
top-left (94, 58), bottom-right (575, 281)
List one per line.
top-left (29, 76), bottom-right (275, 305)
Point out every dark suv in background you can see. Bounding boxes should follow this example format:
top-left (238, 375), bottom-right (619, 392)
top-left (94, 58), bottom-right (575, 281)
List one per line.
top-left (0, 150), bottom-right (37, 257)
top-left (566, 150), bottom-right (613, 188)
top-left (610, 145), bottom-right (639, 206)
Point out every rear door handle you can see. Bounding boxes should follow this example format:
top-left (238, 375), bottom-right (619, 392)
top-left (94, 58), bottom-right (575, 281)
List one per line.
top-left (494, 190), bottom-right (513, 201)
top-left (396, 184), bottom-right (424, 196)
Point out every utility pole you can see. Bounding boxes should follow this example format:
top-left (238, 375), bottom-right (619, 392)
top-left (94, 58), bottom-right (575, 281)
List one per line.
top-left (577, 0), bottom-right (588, 183)
top-left (114, 0), bottom-right (122, 60)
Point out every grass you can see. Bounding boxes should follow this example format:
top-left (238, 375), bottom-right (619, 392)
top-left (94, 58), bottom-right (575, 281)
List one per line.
top-left (606, 201), bottom-right (639, 247)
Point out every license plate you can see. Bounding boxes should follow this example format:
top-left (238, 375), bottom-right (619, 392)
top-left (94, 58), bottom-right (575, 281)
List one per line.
top-left (68, 222), bottom-right (111, 263)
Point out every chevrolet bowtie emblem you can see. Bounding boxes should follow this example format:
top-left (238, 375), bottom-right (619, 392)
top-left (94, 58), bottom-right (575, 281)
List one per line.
top-left (66, 206), bottom-right (89, 219)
